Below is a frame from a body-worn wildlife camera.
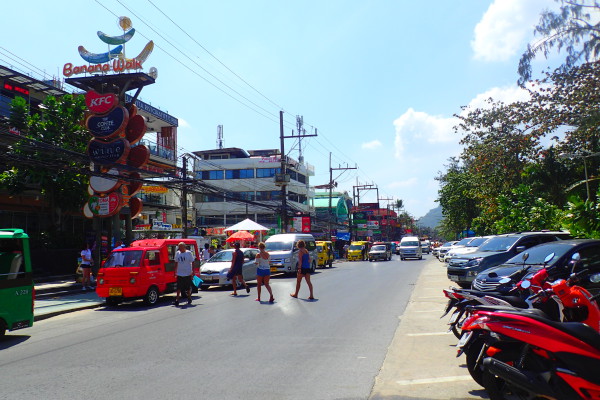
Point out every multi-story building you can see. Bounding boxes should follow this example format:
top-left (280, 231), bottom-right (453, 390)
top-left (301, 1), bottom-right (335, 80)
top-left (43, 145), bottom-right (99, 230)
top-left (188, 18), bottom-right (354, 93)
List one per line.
top-left (192, 147), bottom-right (314, 231)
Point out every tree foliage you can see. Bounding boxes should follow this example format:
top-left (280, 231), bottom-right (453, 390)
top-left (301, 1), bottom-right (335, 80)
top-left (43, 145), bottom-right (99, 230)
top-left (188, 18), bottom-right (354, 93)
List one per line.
top-left (518, 0), bottom-right (600, 86)
top-left (0, 94), bottom-right (89, 232)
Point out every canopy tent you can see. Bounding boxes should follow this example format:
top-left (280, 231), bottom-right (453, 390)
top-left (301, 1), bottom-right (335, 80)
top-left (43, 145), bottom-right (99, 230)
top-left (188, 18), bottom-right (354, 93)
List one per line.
top-left (225, 230), bottom-right (255, 243)
top-left (224, 218), bottom-right (269, 232)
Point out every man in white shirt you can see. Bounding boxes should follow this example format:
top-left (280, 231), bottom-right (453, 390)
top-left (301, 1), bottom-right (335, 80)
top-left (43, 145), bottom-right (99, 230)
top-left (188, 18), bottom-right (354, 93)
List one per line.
top-left (202, 243), bottom-right (211, 261)
top-left (174, 242), bottom-right (195, 306)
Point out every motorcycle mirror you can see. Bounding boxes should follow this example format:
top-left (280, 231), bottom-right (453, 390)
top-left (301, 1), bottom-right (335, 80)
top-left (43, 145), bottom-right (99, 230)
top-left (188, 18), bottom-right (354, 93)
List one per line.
top-left (544, 252), bottom-right (555, 264)
top-left (521, 252), bottom-right (529, 263)
top-left (499, 277), bottom-right (511, 284)
top-left (572, 252), bottom-right (581, 261)
top-left (570, 253), bottom-right (581, 274)
top-left (590, 273), bottom-right (600, 284)
top-left (520, 280), bottom-right (531, 289)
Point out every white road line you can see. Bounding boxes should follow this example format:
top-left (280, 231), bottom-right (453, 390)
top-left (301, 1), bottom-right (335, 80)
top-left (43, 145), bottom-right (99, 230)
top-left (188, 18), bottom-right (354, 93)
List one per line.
top-left (396, 376), bottom-right (473, 386)
top-left (405, 332), bottom-right (450, 336)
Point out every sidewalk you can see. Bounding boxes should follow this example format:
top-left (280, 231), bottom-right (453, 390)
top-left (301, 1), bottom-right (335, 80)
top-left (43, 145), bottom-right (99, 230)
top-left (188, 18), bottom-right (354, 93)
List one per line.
top-left (34, 279), bottom-right (104, 321)
top-left (370, 257), bottom-right (486, 400)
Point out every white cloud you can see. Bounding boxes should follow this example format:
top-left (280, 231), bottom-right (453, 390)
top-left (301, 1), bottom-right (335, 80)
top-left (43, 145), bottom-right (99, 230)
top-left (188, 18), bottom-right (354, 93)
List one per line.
top-left (462, 85), bottom-right (532, 114)
top-left (472, 0), bottom-right (553, 62)
top-left (393, 108), bottom-right (457, 157)
top-left (178, 118), bottom-right (191, 129)
top-left (361, 139), bottom-right (382, 150)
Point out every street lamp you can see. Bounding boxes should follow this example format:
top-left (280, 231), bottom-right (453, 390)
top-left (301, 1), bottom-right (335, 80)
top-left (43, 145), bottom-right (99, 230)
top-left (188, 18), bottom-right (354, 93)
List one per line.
top-left (559, 151), bottom-right (600, 201)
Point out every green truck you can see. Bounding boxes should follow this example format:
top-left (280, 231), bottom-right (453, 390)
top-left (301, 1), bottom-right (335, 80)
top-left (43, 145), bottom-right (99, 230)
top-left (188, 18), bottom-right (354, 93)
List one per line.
top-left (0, 229), bottom-right (34, 337)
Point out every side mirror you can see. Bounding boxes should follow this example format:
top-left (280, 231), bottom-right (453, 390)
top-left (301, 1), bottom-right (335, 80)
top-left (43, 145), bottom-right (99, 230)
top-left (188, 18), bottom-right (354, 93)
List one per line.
top-left (572, 253), bottom-right (581, 261)
top-left (520, 280), bottom-right (531, 289)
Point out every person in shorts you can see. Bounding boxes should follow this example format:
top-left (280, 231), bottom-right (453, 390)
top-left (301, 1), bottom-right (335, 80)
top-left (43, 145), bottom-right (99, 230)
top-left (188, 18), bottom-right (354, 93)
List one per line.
top-left (228, 242), bottom-right (250, 296)
top-left (290, 240), bottom-right (315, 300)
top-left (174, 242), bottom-right (195, 306)
top-left (254, 242), bottom-right (274, 303)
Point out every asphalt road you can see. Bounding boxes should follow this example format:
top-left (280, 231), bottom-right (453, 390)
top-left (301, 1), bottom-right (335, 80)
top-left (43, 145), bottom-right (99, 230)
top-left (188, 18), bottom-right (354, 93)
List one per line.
top-left (0, 255), bottom-right (425, 400)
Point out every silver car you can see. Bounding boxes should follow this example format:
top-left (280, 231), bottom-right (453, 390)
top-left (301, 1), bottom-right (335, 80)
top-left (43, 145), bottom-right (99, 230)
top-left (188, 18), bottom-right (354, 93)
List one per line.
top-left (199, 248), bottom-right (259, 290)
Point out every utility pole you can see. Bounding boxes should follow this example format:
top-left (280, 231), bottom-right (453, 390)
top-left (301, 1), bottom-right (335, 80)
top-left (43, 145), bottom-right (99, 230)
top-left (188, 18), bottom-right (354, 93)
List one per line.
top-left (378, 197), bottom-right (393, 241)
top-left (327, 154), bottom-right (357, 239)
top-left (278, 111), bottom-right (317, 233)
top-left (352, 181), bottom-right (377, 241)
top-left (181, 155), bottom-right (188, 238)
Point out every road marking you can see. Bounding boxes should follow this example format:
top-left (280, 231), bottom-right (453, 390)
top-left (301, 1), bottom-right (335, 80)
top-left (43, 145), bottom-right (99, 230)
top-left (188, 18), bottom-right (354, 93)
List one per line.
top-left (396, 376), bottom-right (473, 386)
top-left (405, 332), bottom-right (450, 336)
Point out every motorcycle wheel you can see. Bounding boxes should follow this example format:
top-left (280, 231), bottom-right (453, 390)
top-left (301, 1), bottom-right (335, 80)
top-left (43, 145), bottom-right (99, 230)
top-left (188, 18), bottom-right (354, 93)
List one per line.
top-left (465, 338), bottom-right (485, 386)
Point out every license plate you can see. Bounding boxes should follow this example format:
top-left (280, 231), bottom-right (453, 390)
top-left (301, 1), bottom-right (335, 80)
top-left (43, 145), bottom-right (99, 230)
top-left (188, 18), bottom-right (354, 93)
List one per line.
top-left (109, 287), bottom-right (122, 296)
top-left (456, 331), bottom-right (472, 348)
top-left (449, 275), bottom-right (459, 281)
top-left (270, 267), bottom-right (278, 273)
top-left (449, 310), bottom-right (460, 324)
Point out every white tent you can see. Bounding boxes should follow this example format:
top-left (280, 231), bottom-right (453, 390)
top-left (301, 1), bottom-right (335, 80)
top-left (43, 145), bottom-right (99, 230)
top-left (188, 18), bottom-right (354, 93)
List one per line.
top-left (224, 218), bottom-right (269, 232)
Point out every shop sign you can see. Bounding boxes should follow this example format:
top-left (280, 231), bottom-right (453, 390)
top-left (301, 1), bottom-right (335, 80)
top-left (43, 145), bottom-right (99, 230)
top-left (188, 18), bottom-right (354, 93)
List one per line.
top-left (259, 156), bottom-right (280, 163)
top-left (87, 192), bottom-right (123, 217)
top-left (206, 227), bottom-right (226, 236)
top-left (89, 168), bottom-right (121, 193)
top-left (152, 221), bottom-right (172, 230)
top-left (63, 59), bottom-right (143, 77)
top-left (87, 137), bottom-right (130, 165)
top-left (135, 224), bottom-right (152, 230)
top-left (141, 185), bottom-right (168, 194)
top-left (292, 216), bottom-right (311, 233)
top-left (85, 90), bottom-right (118, 114)
top-left (86, 105), bottom-right (129, 138)
top-left (367, 220), bottom-right (380, 229)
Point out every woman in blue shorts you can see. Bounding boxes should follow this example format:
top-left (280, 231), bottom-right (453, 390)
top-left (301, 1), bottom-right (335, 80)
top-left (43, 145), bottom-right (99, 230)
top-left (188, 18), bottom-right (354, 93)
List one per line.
top-left (290, 240), bottom-right (315, 300)
top-left (254, 242), bottom-right (274, 303)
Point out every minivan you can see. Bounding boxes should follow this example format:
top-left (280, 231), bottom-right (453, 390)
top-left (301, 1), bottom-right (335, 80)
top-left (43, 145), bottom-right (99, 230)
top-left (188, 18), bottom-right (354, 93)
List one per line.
top-left (399, 236), bottom-right (423, 260)
top-left (265, 233), bottom-right (317, 274)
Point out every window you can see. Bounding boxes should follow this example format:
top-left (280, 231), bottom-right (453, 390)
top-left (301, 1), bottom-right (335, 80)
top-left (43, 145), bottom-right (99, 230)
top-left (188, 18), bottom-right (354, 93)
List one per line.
top-left (256, 168), bottom-right (281, 178)
top-left (257, 191), bottom-right (281, 201)
top-left (232, 191), bottom-right (255, 201)
top-left (297, 173), bottom-right (306, 184)
top-left (198, 194), bottom-right (223, 202)
top-left (145, 251), bottom-right (161, 266)
top-left (226, 169), bottom-right (254, 179)
top-left (197, 170), bottom-right (224, 180)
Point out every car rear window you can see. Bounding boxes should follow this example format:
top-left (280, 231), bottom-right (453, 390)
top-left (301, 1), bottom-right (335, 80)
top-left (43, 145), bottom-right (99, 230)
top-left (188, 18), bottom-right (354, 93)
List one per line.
top-left (478, 236), bottom-right (519, 252)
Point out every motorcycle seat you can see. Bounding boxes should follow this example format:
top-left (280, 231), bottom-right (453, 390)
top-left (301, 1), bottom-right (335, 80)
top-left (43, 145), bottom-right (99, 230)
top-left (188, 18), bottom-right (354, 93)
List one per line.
top-left (549, 322), bottom-right (600, 349)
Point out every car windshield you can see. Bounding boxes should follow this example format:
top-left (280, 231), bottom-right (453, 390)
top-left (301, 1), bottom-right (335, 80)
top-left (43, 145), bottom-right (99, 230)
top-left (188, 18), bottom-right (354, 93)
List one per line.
top-left (349, 245), bottom-right (363, 250)
top-left (466, 237), bottom-right (488, 247)
top-left (372, 245), bottom-right (386, 251)
top-left (207, 250), bottom-right (233, 262)
top-left (265, 241), bottom-right (294, 252)
top-left (504, 242), bottom-right (572, 265)
top-left (401, 241), bottom-right (419, 247)
top-left (478, 236), bottom-right (519, 252)
top-left (104, 250), bottom-right (143, 268)
top-left (454, 238), bottom-right (472, 246)
top-left (317, 245), bottom-right (324, 253)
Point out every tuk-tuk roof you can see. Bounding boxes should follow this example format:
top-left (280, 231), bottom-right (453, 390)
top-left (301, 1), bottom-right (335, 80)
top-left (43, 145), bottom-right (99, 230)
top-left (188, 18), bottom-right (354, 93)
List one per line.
top-left (0, 228), bottom-right (28, 239)
top-left (130, 238), bottom-right (197, 248)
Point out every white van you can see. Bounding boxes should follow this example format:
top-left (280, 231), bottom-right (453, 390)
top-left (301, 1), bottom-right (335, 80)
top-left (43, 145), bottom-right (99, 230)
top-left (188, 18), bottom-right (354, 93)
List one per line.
top-left (265, 233), bottom-right (317, 274)
top-left (399, 236), bottom-right (423, 260)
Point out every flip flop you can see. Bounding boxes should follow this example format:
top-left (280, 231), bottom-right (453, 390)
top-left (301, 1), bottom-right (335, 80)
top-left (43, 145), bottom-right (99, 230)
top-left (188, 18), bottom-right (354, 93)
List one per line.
top-left (308, 297), bottom-right (315, 300)
top-left (230, 292), bottom-right (237, 296)
top-left (290, 294), bottom-right (298, 298)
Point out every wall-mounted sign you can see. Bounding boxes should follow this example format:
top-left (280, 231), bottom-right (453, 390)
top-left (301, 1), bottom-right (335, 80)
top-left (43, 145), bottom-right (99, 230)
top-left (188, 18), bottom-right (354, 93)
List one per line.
top-left (85, 90), bottom-right (118, 114)
top-left (86, 105), bottom-right (129, 138)
top-left (125, 114), bottom-right (146, 144)
top-left (87, 137), bottom-right (130, 165)
top-left (89, 168), bottom-right (122, 193)
top-left (3, 82), bottom-right (29, 96)
top-left (87, 192), bottom-right (123, 217)
top-left (124, 172), bottom-right (143, 196)
top-left (141, 185), bottom-right (168, 194)
top-left (127, 145), bottom-right (150, 168)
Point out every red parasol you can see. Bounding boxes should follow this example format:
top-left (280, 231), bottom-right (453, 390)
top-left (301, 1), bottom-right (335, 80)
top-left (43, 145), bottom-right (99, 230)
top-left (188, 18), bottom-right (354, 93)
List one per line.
top-left (226, 230), bottom-right (255, 243)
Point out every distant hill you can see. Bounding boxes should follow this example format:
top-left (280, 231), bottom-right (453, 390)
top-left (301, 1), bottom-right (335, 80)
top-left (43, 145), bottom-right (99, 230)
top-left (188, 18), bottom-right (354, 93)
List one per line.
top-left (417, 206), bottom-right (443, 229)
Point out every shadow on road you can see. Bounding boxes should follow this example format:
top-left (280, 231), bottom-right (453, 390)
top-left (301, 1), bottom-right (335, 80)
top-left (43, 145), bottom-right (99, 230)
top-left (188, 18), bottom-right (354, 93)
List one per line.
top-left (0, 334), bottom-right (30, 349)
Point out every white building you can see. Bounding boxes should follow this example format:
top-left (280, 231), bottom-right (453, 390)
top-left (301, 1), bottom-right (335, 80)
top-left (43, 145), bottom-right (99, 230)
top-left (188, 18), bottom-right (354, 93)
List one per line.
top-left (192, 148), bottom-right (315, 229)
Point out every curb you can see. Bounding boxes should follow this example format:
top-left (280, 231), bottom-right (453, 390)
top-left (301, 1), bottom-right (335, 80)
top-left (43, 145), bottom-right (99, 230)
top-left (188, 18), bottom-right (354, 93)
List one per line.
top-left (34, 302), bottom-right (104, 322)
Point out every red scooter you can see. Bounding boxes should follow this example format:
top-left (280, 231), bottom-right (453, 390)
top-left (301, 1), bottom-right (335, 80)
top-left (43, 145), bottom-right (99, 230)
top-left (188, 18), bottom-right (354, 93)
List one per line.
top-left (458, 269), bottom-right (600, 399)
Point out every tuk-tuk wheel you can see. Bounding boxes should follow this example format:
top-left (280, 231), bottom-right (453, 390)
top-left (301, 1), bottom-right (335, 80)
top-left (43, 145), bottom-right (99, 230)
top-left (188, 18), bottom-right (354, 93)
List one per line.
top-left (144, 286), bottom-right (159, 306)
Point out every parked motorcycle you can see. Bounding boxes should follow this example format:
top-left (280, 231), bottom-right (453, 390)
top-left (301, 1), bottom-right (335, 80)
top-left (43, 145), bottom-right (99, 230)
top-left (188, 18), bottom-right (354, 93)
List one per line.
top-left (457, 267), bottom-right (600, 397)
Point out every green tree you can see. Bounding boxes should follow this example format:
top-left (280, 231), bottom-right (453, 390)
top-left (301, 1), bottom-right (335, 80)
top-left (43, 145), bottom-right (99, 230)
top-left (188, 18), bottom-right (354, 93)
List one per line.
top-left (518, 0), bottom-right (600, 86)
top-left (563, 189), bottom-right (600, 238)
top-left (0, 94), bottom-right (89, 245)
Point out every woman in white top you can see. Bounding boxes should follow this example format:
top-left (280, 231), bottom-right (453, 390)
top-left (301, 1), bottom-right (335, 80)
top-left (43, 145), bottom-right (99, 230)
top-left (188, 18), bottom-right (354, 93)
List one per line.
top-left (80, 243), bottom-right (93, 290)
top-left (254, 242), bottom-right (274, 303)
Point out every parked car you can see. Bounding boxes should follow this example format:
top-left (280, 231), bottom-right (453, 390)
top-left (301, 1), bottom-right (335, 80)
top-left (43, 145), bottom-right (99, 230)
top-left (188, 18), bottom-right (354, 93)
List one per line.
top-left (472, 239), bottom-right (600, 294)
top-left (199, 248), bottom-right (259, 290)
top-left (446, 232), bottom-right (568, 288)
top-left (444, 236), bottom-right (492, 263)
top-left (369, 243), bottom-right (392, 261)
top-left (442, 237), bottom-right (474, 263)
top-left (436, 241), bottom-right (458, 261)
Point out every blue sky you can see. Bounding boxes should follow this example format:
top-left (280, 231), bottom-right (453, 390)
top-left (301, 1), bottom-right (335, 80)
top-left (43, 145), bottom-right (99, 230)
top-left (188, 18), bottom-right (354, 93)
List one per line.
top-left (1, 0), bottom-right (560, 218)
